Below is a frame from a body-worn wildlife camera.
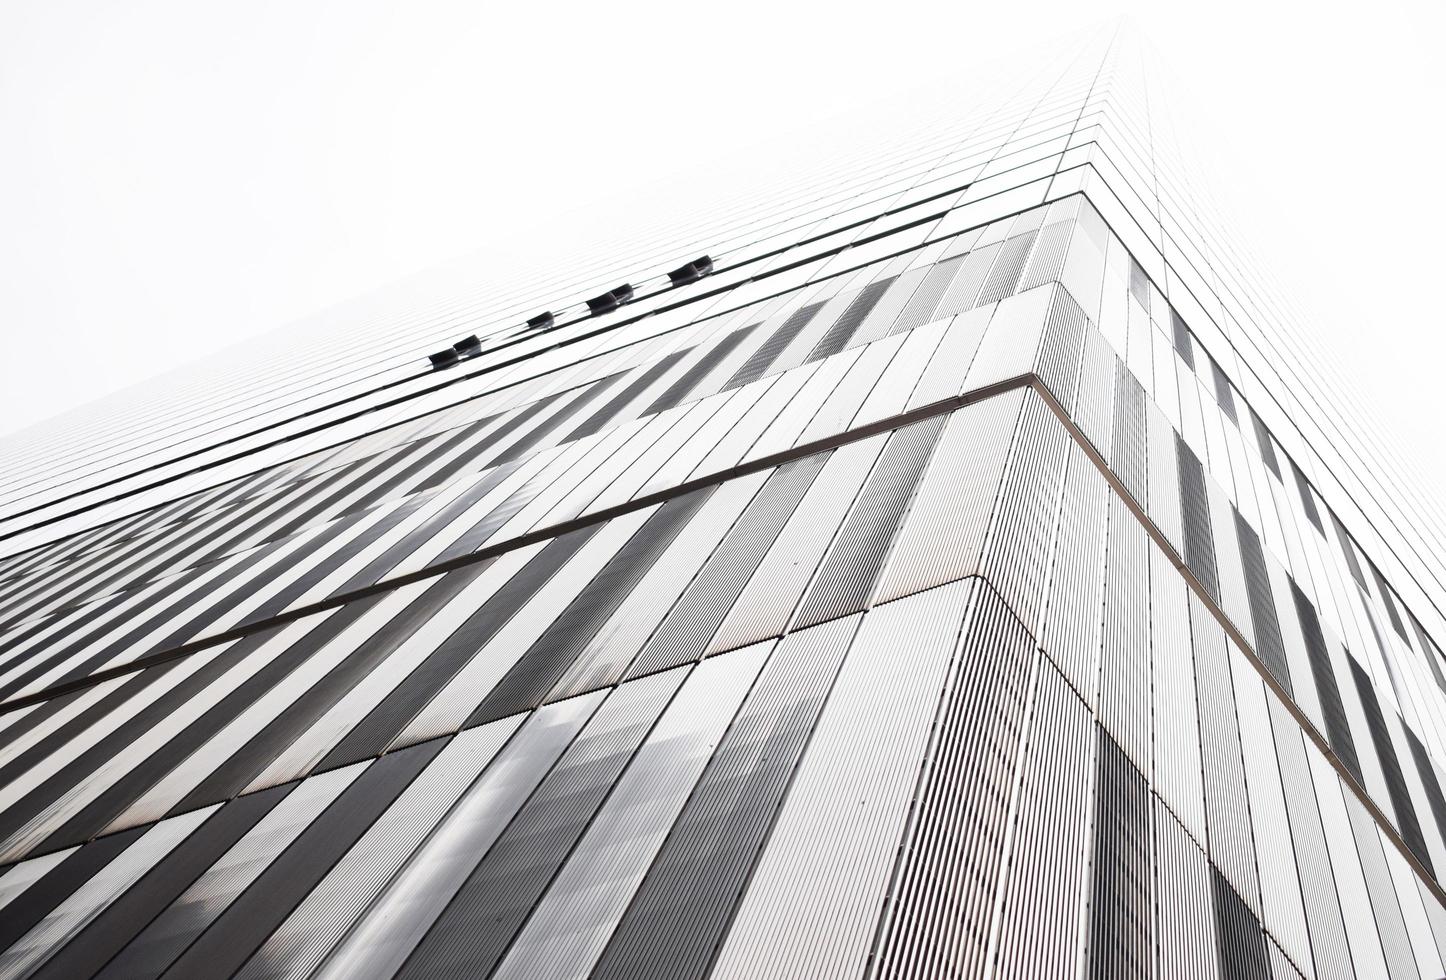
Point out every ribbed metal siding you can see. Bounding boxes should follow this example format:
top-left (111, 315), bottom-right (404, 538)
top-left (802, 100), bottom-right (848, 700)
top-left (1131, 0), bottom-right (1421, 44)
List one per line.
top-left (1110, 363), bottom-right (1147, 505)
top-left (888, 255), bottom-right (964, 337)
top-left (1086, 726), bottom-right (1151, 980)
top-left (1170, 308), bottom-right (1195, 369)
top-left (1291, 582), bottom-right (1362, 779)
top-left (1033, 283), bottom-right (1088, 413)
top-left (1177, 433), bottom-right (1219, 599)
top-left (492, 643), bottom-right (767, 980)
top-left (705, 435), bottom-right (883, 655)
top-left (995, 656), bottom-right (1094, 978)
top-left (792, 415), bottom-right (944, 630)
top-left (1267, 696), bottom-right (1355, 980)
top-left (467, 491), bottom-right (712, 726)
top-left (1341, 792), bottom-right (1421, 979)
top-left (806, 278), bottom-right (897, 363)
top-left (1211, 867), bottom-right (1271, 979)
top-left (711, 582), bottom-right (972, 979)
top-left (870, 582), bottom-right (1035, 980)
top-left (626, 453), bottom-right (828, 678)
top-left (933, 241), bottom-right (999, 319)
top-left (314, 691), bottom-right (606, 980)
top-left (1155, 802), bottom-right (1220, 977)
top-left (643, 323), bottom-right (759, 416)
top-left (1235, 509), bottom-right (1292, 694)
top-left (1348, 657), bottom-right (1433, 874)
top-left (1150, 545), bottom-right (1207, 840)
top-left (395, 668), bottom-right (686, 978)
top-left (1099, 493), bottom-right (1152, 773)
top-left (1189, 591), bottom-right (1262, 912)
top-left (1038, 443), bottom-right (1108, 698)
top-left (976, 229), bottom-right (1039, 306)
top-left (589, 614), bottom-right (860, 980)
top-left (875, 391), bottom-right (1022, 604)
top-left (233, 717), bottom-right (522, 980)
top-left (721, 303), bottom-right (822, 391)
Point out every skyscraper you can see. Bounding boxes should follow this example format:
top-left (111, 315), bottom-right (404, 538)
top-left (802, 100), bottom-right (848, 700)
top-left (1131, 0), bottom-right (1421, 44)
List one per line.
top-left (1, 21), bottom-right (1444, 978)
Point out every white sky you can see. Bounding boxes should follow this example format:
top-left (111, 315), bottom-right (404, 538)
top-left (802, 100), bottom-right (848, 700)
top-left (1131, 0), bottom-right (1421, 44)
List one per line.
top-left (2, 0), bottom-right (1443, 488)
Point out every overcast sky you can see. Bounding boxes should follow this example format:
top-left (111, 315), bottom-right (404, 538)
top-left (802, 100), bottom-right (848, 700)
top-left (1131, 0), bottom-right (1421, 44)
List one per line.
top-left (2, 1), bottom-right (1443, 487)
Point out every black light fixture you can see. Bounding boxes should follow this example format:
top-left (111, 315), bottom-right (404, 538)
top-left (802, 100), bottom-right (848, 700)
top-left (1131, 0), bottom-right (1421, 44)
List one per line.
top-left (667, 255), bottom-right (714, 286)
top-left (428, 349), bottom-right (460, 370)
top-left (453, 335), bottom-right (481, 358)
top-left (526, 311), bottom-right (555, 331)
top-left (586, 284), bottom-right (634, 316)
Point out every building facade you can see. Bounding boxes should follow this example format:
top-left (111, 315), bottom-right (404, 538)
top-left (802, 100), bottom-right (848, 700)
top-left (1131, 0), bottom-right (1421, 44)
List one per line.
top-left (0, 24), bottom-right (1444, 979)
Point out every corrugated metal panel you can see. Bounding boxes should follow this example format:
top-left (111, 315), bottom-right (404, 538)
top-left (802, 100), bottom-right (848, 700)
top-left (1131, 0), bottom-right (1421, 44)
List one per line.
top-left (978, 390), bottom-right (1070, 634)
top-left (0, 832), bottom-right (138, 959)
top-left (1150, 546), bottom-right (1207, 841)
top-left (1189, 591), bottom-right (1262, 912)
top-left (1072, 327), bottom-right (1117, 461)
top-left (805, 277), bottom-right (897, 362)
top-left (158, 741), bottom-right (447, 980)
top-left (849, 267), bottom-right (928, 348)
top-left (1208, 483), bottom-right (1255, 646)
top-left (1291, 582), bottom-right (1362, 780)
top-left (1211, 866), bottom-right (1272, 979)
top-left (1341, 791), bottom-right (1421, 979)
top-left (1170, 308), bottom-right (1195, 370)
top-left (1033, 282), bottom-right (1088, 413)
top-left (401, 510), bottom-right (652, 744)
top-left (976, 229), bottom-right (1039, 306)
top-left (493, 641), bottom-right (768, 980)
top-left (1236, 509), bottom-right (1292, 695)
top-left (705, 435), bottom-right (884, 656)
top-left (1268, 696), bottom-right (1355, 980)
top-left (870, 582), bottom-right (1035, 980)
top-left (1098, 493), bottom-right (1152, 775)
top-left (625, 453), bottom-right (828, 679)
top-left (1177, 433), bottom-right (1219, 599)
top-left (314, 692), bottom-right (605, 980)
top-left (232, 716), bottom-right (523, 980)
top-left (1086, 726), bottom-right (1151, 980)
top-left (721, 303), bottom-right (821, 391)
top-left (396, 667), bottom-right (686, 978)
top-left (548, 471), bottom-right (768, 699)
top-left (1110, 362), bottom-right (1147, 506)
top-left (563, 349), bottom-right (692, 441)
top-left (792, 415), bottom-right (945, 630)
top-left (933, 241), bottom-right (999, 319)
top-left (1402, 723), bottom-right (1446, 858)
top-left (1230, 656), bottom-right (1314, 973)
top-left (466, 491), bottom-right (713, 727)
top-left (31, 784), bottom-right (291, 980)
top-left (1155, 802), bottom-right (1220, 978)
top-left (589, 614), bottom-right (860, 980)
top-left (1348, 657), bottom-right (1433, 874)
top-left (994, 656), bottom-right (1094, 978)
top-left (875, 391), bottom-right (1022, 604)
top-left (903, 304), bottom-right (992, 409)
top-left (962, 283), bottom-right (1057, 393)
top-left (888, 254), bottom-right (965, 336)
top-left (711, 582), bottom-right (971, 980)
top-left (1038, 443), bottom-right (1108, 700)
top-left (0, 806), bottom-right (214, 980)
top-left (643, 323), bottom-right (759, 415)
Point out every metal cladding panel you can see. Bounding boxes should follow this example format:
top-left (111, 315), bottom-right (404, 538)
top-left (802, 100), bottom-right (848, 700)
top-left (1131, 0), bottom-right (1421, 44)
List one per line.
top-left (1342, 789), bottom-right (1422, 980)
top-left (1087, 726), bottom-right (1152, 980)
top-left (493, 642), bottom-right (767, 980)
top-left (977, 391), bottom-right (1070, 635)
top-left (904, 305), bottom-right (991, 409)
top-left (233, 717), bottom-right (523, 980)
top-left (466, 492), bottom-right (711, 727)
top-left (626, 453), bottom-right (827, 679)
top-left (589, 614), bottom-right (859, 980)
top-left (1039, 442), bottom-right (1109, 699)
top-left (994, 655), bottom-right (1094, 978)
top-left (1292, 581), bottom-right (1363, 780)
top-left (962, 282), bottom-right (1056, 394)
top-left (1098, 493), bottom-right (1152, 775)
top-left (933, 241), bottom-right (999, 319)
top-left (1149, 545), bottom-right (1207, 840)
top-left (888, 254), bottom-right (965, 337)
top-left (642, 323), bottom-right (759, 416)
top-left (549, 472), bottom-right (768, 698)
top-left (1177, 434), bottom-right (1220, 599)
top-left (314, 691), bottom-right (606, 980)
top-left (1236, 508), bottom-right (1292, 694)
top-left (1072, 325), bottom-right (1117, 461)
top-left (29, 783), bottom-right (289, 980)
top-left (1033, 281), bottom-right (1088, 414)
top-left (1155, 801), bottom-right (1220, 978)
top-left (792, 415), bottom-right (945, 630)
top-left (805, 277), bottom-right (897, 362)
top-left (705, 435), bottom-right (883, 656)
top-left (1189, 591), bottom-right (1263, 912)
top-left (1229, 652), bottom-right (1314, 972)
top-left (711, 581), bottom-right (971, 980)
top-left (1349, 657), bottom-right (1434, 875)
top-left (1210, 867), bottom-right (1272, 979)
top-left (0, 808), bottom-right (213, 980)
top-left (875, 391), bottom-right (1022, 604)
top-left (395, 667), bottom-right (685, 978)
top-left (870, 581), bottom-right (1036, 980)
top-left (1110, 361), bottom-right (1147, 505)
